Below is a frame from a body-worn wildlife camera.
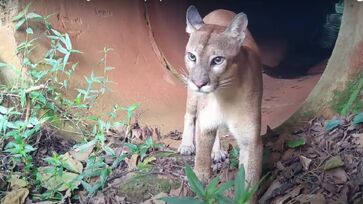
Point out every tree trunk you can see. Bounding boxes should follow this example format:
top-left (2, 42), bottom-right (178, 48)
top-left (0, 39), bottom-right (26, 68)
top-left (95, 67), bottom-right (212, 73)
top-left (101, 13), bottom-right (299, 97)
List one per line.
top-left (278, 0), bottom-right (363, 131)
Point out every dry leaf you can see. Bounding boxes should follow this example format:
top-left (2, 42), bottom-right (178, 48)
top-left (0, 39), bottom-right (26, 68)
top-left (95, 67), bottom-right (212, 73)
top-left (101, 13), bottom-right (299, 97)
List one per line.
top-left (9, 175), bottom-right (28, 189)
top-left (142, 192), bottom-right (168, 204)
top-left (323, 156), bottom-right (344, 170)
top-left (299, 155), bottom-right (312, 171)
top-left (125, 154), bottom-right (140, 170)
top-left (292, 194), bottom-right (326, 204)
top-left (38, 167), bottom-right (80, 191)
top-left (69, 142), bottom-right (95, 162)
top-left (61, 153), bottom-right (83, 173)
top-left (1, 188), bottom-right (29, 204)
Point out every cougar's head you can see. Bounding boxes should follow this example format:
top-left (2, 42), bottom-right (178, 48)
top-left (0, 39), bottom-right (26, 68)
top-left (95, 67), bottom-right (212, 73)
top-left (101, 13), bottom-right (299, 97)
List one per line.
top-left (185, 5), bottom-right (248, 94)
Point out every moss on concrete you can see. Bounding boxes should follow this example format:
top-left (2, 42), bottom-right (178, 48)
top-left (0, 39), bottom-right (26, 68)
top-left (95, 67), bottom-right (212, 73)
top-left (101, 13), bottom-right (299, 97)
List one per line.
top-left (118, 174), bottom-right (180, 203)
top-left (332, 72), bottom-right (363, 115)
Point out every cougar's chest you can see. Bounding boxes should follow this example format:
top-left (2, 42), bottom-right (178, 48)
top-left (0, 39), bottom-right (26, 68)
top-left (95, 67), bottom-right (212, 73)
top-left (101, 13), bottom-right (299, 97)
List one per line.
top-left (197, 94), bottom-right (224, 131)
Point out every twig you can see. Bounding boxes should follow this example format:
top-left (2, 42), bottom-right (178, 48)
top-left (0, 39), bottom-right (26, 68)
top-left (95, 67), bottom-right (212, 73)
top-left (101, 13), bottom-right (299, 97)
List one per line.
top-left (25, 84), bottom-right (47, 94)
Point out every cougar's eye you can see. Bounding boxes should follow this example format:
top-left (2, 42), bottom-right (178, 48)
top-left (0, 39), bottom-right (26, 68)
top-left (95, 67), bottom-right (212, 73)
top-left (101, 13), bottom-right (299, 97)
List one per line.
top-left (187, 52), bottom-right (196, 62)
top-left (211, 56), bottom-right (225, 65)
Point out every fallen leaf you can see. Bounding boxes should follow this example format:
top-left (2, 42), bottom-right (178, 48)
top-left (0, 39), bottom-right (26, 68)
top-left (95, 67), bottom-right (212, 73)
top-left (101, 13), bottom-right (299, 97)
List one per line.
top-left (1, 188), bottom-right (29, 204)
top-left (354, 133), bottom-right (363, 148)
top-left (299, 156), bottom-right (312, 171)
top-left (292, 194), bottom-right (326, 204)
top-left (273, 185), bottom-right (303, 204)
top-left (38, 167), bottom-right (81, 191)
top-left (323, 156), bottom-right (344, 170)
top-left (353, 112), bottom-right (363, 124)
top-left (287, 138), bottom-right (305, 148)
top-left (325, 119), bottom-right (342, 130)
top-left (125, 154), bottom-right (140, 170)
top-left (326, 167), bottom-right (347, 184)
top-left (142, 192), bottom-right (168, 204)
top-left (61, 153), bottom-right (83, 174)
top-left (9, 175), bottom-right (28, 189)
top-left (259, 179), bottom-right (282, 204)
top-left (70, 141), bottom-right (95, 162)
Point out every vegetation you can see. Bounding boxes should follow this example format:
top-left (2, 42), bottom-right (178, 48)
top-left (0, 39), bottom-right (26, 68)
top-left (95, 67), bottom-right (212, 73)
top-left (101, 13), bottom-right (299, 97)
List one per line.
top-left (0, 3), bottom-right (152, 202)
top-left (332, 72), bottom-right (363, 116)
top-left (160, 165), bottom-right (267, 204)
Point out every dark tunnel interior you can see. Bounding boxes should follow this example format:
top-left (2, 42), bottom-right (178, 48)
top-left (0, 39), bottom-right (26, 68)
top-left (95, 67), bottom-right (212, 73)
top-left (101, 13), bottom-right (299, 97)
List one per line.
top-left (188, 0), bottom-right (341, 78)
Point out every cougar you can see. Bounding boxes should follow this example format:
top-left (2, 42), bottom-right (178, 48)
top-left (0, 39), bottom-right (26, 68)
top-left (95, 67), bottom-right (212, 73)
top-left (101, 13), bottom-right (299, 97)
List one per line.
top-left (178, 5), bottom-right (263, 191)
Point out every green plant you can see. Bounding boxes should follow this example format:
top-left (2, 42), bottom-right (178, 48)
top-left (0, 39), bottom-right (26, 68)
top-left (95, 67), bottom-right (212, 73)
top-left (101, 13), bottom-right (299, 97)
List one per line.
top-left (124, 136), bottom-right (164, 160)
top-left (160, 165), bottom-right (267, 204)
top-left (286, 138), bottom-right (306, 148)
top-left (229, 146), bottom-right (239, 169)
top-left (0, 2), bottom-right (140, 202)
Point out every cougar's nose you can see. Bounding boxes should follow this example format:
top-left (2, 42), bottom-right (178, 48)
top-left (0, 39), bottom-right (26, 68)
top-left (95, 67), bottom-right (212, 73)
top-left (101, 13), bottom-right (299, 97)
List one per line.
top-left (192, 79), bottom-right (209, 89)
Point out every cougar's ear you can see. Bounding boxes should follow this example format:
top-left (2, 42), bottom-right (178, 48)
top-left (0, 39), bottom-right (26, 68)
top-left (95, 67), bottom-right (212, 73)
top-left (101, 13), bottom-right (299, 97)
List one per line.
top-left (186, 5), bottom-right (204, 34)
top-left (224, 12), bottom-right (248, 45)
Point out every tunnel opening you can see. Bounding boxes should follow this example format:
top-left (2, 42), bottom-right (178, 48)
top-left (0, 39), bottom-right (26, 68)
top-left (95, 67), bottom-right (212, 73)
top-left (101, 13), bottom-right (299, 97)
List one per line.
top-left (9, 0), bottom-right (345, 134)
top-left (189, 0), bottom-right (341, 79)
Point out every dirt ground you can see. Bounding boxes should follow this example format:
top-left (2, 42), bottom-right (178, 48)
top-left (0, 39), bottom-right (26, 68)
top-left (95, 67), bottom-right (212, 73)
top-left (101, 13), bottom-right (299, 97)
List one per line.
top-left (102, 113), bottom-right (363, 204)
top-left (17, 109), bottom-right (363, 204)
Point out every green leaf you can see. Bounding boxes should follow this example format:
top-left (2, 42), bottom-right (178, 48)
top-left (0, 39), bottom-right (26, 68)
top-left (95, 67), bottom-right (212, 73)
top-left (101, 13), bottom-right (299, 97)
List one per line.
top-left (81, 180), bottom-right (94, 193)
top-left (25, 27), bottom-right (34, 34)
top-left (215, 194), bottom-right (234, 204)
top-left (103, 145), bottom-right (115, 156)
top-left (325, 119), bottom-right (342, 130)
top-left (214, 181), bottom-right (233, 195)
top-left (0, 62), bottom-right (8, 68)
top-left (243, 172), bottom-right (270, 203)
top-left (12, 11), bottom-right (26, 22)
top-left (159, 197), bottom-right (204, 204)
top-left (25, 12), bottom-right (43, 20)
top-left (353, 112), bottom-right (363, 124)
top-left (234, 164), bottom-right (246, 203)
top-left (61, 153), bottom-right (83, 174)
top-left (65, 33), bottom-right (72, 50)
top-left (128, 103), bottom-right (140, 112)
top-left (206, 176), bottom-right (220, 195)
top-left (185, 165), bottom-right (205, 197)
top-left (145, 136), bottom-right (153, 146)
top-left (287, 138), bottom-right (306, 148)
top-left (38, 167), bottom-right (80, 191)
top-left (15, 18), bottom-right (26, 30)
top-left (19, 89), bottom-right (26, 108)
top-left (323, 156), bottom-right (344, 170)
top-left (124, 143), bottom-right (139, 153)
top-left (0, 106), bottom-right (8, 114)
top-left (88, 115), bottom-right (99, 121)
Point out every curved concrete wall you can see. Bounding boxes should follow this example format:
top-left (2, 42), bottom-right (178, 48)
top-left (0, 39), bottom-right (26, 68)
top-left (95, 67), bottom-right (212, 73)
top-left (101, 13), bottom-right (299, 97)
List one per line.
top-left (12, 0), bottom-right (325, 134)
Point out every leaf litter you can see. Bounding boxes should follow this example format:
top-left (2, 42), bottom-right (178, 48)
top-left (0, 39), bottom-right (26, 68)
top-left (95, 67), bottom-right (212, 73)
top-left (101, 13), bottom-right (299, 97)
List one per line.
top-left (259, 114), bottom-right (363, 204)
top-left (3, 113), bottom-right (363, 203)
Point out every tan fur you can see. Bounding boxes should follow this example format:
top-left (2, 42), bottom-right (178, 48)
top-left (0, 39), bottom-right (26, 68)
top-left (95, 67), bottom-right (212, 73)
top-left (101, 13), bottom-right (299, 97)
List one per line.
top-left (179, 8), bottom-right (263, 202)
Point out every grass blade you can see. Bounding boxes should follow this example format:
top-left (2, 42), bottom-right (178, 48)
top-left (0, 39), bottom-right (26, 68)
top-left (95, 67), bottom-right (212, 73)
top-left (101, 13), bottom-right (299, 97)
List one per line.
top-left (185, 165), bottom-right (206, 197)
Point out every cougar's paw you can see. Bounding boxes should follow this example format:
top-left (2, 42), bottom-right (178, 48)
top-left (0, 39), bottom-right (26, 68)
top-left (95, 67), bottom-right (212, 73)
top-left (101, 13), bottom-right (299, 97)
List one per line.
top-left (178, 144), bottom-right (195, 155)
top-left (211, 150), bottom-right (228, 163)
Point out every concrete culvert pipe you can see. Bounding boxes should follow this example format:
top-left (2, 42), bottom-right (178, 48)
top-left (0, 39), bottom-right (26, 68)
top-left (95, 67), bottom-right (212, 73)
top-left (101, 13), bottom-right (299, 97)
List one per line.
top-left (1, 0), bottom-right (362, 136)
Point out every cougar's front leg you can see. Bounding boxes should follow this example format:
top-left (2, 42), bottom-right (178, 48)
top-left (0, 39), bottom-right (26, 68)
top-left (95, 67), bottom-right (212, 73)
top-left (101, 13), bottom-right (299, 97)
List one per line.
top-left (178, 89), bottom-right (198, 155)
top-left (211, 128), bottom-right (228, 163)
top-left (194, 119), bottom-right (216, 182)
top-left (228, 116), bottom-right (263, 193)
